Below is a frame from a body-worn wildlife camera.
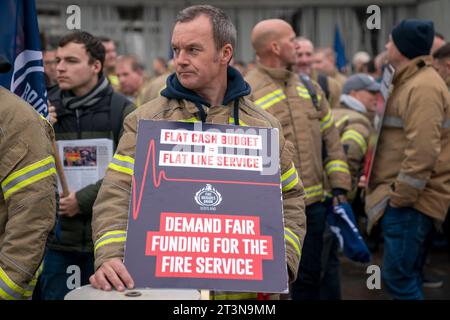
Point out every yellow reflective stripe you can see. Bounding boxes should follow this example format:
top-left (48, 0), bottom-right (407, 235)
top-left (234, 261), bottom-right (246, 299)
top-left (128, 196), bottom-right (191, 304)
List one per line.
top-left (94, 230), bottom-right (127, 253)
top-left (113, 154), bottom-right (135, 165)
top-left (254, 89), bottom-right (286, 110)
top-left (28, 262), bottom-right (44, 288)
top-left (304, 184), bottom-right (323, 199)
top-left (4, 168), bottom-right (57, 200)
top-left (296, 86), bottom-right (322, 101)
top-left (0, 287), bottom-right (17, 300)
top-left (320, 109), bottom-right (334, 132)
top-left (214, 293), bottom-right (258, 300)
top-left (281, 163), bottom-right (299, 192)
top-left (109, 154), bottom-right (135, 176)
top-left (335, 115), bottom-right (350, 128)
top-left (325, 160), bottom-right (350, 174)
top-left (2, 155), bottom-right (54, 187)
top-left (281, 164), bottom-right (296, 182)
top-left (284, 228), bottom-right (301, 257)
top-left (0, 266), bottom-right (31, 300)
top-left (2, 156), bottom-right (56, 199)
top-left (108, 163), bottom-right (133, 175)
top-left (341, 129), bottom-right (367, 154)
top-left (179, 117), bottom-right (200, 123)
top-left (228, 117), bottom-right (248, 126)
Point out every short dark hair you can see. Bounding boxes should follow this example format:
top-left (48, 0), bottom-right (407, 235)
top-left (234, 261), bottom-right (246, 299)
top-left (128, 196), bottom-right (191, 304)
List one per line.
top-left (59, 31), bottom-right (105, 75)
top-left (433, 42), bottom-right (450, 60)
top-left (175, 5), bottom-right (236, 51)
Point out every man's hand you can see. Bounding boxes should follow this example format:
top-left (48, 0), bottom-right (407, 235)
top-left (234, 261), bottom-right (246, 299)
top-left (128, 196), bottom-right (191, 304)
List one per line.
top-left (358, 175), bottom-right (367, 189)
top-left (59, 192), bottom-right (80, 217)
top-left (90, 258), bottom-right (134, 292)
top-left (333, 194), bottom-right (348, 206)
top-left (48, 105), bottom-right (57, 124)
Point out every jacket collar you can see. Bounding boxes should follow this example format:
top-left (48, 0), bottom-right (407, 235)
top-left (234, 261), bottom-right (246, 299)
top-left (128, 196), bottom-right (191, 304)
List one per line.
top-left (340, 94), bottom-right (367, 113)
top-left (392, 55), bottom-right (433, 86)
top-left (256, 64), bottom-right (295, 82)
top-left (161, 66), bottom-right (250, 108)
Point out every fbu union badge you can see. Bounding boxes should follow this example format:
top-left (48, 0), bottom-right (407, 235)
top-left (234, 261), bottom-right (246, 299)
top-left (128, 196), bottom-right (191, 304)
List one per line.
top-left (195, 184), bottom-right (222, 211)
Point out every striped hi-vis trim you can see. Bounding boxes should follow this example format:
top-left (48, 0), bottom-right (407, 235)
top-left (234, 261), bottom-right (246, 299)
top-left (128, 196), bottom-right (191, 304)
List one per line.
top-left (108, 154), bottom-right (135, 176)
top-left (94, 230), bottom-right (127, 253)
top-left (296, 85), bottom-right (322, 102)
top-left (304, 184), bottom-right (323, 199)
top-left (0, 266), bottom-right (32, 300)
top-left (254, 89), bottom-right (286, 110)
top-left (320, 109), bottom-right (334, 132)
top-left (335, 115), bottom-right (350, 129)
top-left (325, 160), bottom-right (350, 175)
top-left (284, 227), bottom-right (301, 257)
top-left (281, 163), bottom-right (299, 192)
top-left (1, 156), bottom-right (56, 200)
top-left (341, 129), bottom-right (367, 154)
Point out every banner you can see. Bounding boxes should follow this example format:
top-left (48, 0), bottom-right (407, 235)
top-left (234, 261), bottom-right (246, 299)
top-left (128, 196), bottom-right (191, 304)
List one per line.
top-left (124, 120), bottom-right (288, 293)
top-left (0, 0), bottom-right (48, 117)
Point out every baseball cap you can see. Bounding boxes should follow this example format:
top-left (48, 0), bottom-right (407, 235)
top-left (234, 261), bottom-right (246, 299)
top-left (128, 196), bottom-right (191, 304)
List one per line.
top-left (342, 73), bottom-right (380, 94)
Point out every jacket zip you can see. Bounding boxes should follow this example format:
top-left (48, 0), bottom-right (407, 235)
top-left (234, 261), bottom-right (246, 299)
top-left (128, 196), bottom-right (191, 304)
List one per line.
top-left (76, 109), bottom-right (81, 139)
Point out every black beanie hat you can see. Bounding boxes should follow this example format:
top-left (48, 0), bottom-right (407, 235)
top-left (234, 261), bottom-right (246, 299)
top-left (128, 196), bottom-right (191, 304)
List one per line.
top-left (391, 19), bottom-right (434, 59)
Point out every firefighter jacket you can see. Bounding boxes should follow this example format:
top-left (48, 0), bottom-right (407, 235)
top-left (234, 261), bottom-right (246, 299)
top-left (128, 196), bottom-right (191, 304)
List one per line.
top-left (245, 65), bottom-right (351, 206)
top-left (365, 56), bottom-right (450, 233)
top-left (310, 69), bottom-right (342, 109)
top-left (92, 67), bottom-right (306, 300)
top-left (0, 87), bottom-right (57, 300)
top-left (333, 95), bottom-right (373, 196)
top-left (142, 72), bottom-right (170, 103)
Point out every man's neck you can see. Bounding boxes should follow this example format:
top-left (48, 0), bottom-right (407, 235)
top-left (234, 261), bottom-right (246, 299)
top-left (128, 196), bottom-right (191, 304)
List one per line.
top-left (392, 58), bottom-right (409, 71)
top-left (258, 56), bottom-right (287, 70)
top-left (194, 72), bottom-right (227, 106)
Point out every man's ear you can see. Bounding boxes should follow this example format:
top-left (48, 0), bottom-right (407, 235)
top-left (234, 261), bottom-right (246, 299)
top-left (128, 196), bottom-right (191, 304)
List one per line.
top-left (93, 60), bottom-right (102, 74)
top-left (221, 44), bottom-right (233, 65)
top-left (270, 41), bottom-right (280, 56)
top-left (446, 59), bottom-right (450, 73)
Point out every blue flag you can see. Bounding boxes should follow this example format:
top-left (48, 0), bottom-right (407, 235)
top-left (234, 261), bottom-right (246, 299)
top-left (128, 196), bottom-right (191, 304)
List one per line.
top-left (333, 24), bottom-right (347, 73)
top-left (327, 202), bottom-right (371, 263)
top-left (0, 0), bottom-right (48, 117)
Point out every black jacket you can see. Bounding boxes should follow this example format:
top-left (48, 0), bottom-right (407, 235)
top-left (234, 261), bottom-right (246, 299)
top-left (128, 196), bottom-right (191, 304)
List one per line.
top-left (47, 77), bottom-right (136, 253)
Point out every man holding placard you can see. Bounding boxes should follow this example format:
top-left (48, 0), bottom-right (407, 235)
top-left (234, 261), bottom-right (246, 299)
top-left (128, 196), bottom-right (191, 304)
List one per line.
top-left (90, 5), bottom-right (306, 300)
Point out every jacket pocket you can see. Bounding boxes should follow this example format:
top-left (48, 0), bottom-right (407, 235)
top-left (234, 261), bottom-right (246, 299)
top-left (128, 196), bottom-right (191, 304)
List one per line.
top-left (0, 139), bottom-right (28, 182)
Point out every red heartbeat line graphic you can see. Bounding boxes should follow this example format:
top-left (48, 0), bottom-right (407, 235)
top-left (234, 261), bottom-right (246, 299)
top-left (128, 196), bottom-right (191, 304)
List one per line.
top-left (131, 139), bottom-right (279, 220)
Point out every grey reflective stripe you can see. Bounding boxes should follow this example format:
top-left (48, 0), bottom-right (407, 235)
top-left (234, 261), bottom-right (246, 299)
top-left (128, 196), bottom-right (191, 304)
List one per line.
top-left (442, 119), bottom-right (450, 129)
top-left (282, 171), bottom-right (298, 189)
top-left (0, 276), bottom-right (23, 300)
top-left (110, 157), bottom-right (134, 170)
top-left (383, 116), bottom-right (404, 128)
top-left (1, 161), bottom-right (55, 194)
top-left (398, 172), bottom-right (427, 190)
top-left (367, 196), bottom-right (389, 221)
top-left (284, 228), bottom-right (301, 252)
